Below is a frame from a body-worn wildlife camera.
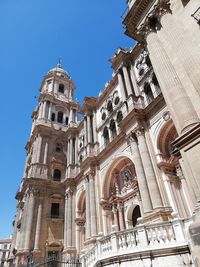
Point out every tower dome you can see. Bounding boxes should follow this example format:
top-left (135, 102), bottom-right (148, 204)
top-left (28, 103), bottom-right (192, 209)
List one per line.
top-left (48, 63), bottom-right (70, 78)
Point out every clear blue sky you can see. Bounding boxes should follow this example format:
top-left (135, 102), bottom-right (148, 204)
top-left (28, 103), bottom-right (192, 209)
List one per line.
top-left (0, 0), bottom-right (134, 238)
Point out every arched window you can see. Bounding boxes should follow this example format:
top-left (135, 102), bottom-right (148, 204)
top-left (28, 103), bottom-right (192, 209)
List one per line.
top-left (114, 96), bottom-right (120, 105)
top-left (146, 55), bottom-right (152, 67)
top-left (107, 101), bottom-right (113, 113)
top-left (56, 143), bottom-right (62, 152)
top-left (57, 112), bottom-right (63, 123)
top-left (103, 127), bottom-right (109, 145)
top-left (53, 169), bottom-right (61, 181)
top-left (144, 83), bottom-right (154, 104)
top-left (58, 83), bottom-right (64, 93)
top-left (65, 116), bottom-right (69, 125)
top-left (51, 113), bottom-right (55, 121)
top-left (152, 73), bottom-right (158, 86)
top-left (116, 111), bottom-right (123, 123)
top-left (132, 205), bottom-right (141, 227)
top-left (110, 119), bottom-right (117, 139)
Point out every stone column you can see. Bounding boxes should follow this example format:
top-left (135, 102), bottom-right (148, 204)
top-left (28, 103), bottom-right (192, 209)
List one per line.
top-left (84, 117), bottom-right (88, 144)
top-left (161, 13), bottom-right (200, 97)
top-left (112, 205), bottom-right (119, 231)
top-left (48, 102), bottom-right (52, 120)
top-left (136, 128), bottom-right (163, 209)
top-left (128, 134), bottom-right (153, 213)
top-left (118, 203), bottom-right (125, 231)
top-left (117, 71), bottom-right (127, 101)
top-left (92, 113), bottom-right (97, 144)
top-left (69, 109), bottom-right (73, 123)
top-left (72, 137), bottom-right (76, 165)
top-left (23, 189), bottom-right (36, 250)
top-left (147, 32), bottom-right (199, 134)
top-left (34, 199), bottom-right (42, 251)
top-left (64, 189), bottom-right (73, 249)
top-left (74, 137), bottom-right (77, 165)
top-left (43, 138), bottom-right (48, 164)
top-left (67, 139), bottom-right (70, 166)
top-left (42, 101), bottom-right (47, 119)
top-left (38, 102), bottom-right (43, 119)
top-left (69, 137), bottom-right (73, 164)
top-left (85, 177), bottom-right (91, 239)
top-left (64, 191), bottom-right (68, 249)
top-left (75, 223), bottom-right (81, 254)
top-left (89, 173), bottom-right (97, 237)
top-left (102, 209), bottom-right (108, 236)
top-left (36, 135), bottom-right (42, 163)
top-left (87, 115), bottom-right (92, 144)
top-left (122, 65), bottom-right (133, 96)
top-left (66, 190), bottom-right (73, 247)
top-left (130, 65), bottom-right (140, 96)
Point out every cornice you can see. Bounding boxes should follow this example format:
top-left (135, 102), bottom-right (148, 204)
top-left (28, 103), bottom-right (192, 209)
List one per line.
top-left (123, 0), bottom-right (171, 41)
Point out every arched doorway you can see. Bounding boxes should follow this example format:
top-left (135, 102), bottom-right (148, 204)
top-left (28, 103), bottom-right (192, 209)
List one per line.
top-left (101, 157), bottom-right (140, 234)
top-left (132, 205), bottom-right (141, 227)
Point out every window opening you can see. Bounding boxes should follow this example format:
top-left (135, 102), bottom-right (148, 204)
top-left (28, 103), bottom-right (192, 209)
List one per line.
top-left (103, 127), bottom-right (109, 145)
top-left (110, 119), bottom-right (117, 139)
top-left (65, 116), bottom-right (69, 125)
top-left (57, 112), bottom-right (63, 123)
top-left (58, 84), bottom-right (64, 93)
top-left (132, 205), bottom-right (141, 227)
top-left (144, 83), bottom-right (154, 104)
top-left (51, 113), bottom-right (55, 122)
top-left (53, 169), bottom-right (61, 181)
top-left (51, 203), bottom-right (60, 218)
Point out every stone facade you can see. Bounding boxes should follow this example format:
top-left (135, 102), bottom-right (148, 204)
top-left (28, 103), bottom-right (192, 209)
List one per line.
top-left (0, 238), bottom-right (12, 267)
top-left (8, 1), bottom-right (200, 266)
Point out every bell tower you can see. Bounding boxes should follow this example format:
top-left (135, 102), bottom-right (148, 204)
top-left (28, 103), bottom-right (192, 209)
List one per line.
top-left (10, 63), bottom-right (79, 265)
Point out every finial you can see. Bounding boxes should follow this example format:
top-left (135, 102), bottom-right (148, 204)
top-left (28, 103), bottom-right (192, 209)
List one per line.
top-left (57, 57), bottom-right (62, 68)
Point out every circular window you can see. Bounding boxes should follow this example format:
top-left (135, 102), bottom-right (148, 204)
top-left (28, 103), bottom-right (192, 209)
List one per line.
top-left (114, 96), bottom-right (120, 105)
top-left (101, 112), bottom-right (106, 120)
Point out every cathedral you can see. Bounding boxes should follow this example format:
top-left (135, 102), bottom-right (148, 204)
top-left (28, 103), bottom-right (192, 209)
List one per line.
top-left (8, 0), bottom-right (200, 266)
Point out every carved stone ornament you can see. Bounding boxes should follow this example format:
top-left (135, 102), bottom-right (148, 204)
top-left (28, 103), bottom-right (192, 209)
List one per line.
top-left (136, 1), bottom-right (171, 40)
top-left (135, 127), bottom-right (145, 137)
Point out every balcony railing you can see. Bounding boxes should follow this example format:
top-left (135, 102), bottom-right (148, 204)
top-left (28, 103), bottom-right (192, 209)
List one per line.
top-left (81, 219), bottom-right (188, 267)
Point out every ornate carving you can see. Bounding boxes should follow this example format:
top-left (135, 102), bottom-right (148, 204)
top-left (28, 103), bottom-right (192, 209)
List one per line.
top-left (136, 1), bottom-right (171, 40)
top-left (75, 218), bottom-right (85, 226)
top-left (135, 127), bottom-right (145, 137)
top-left (126, 132), bottom-right (137, 143)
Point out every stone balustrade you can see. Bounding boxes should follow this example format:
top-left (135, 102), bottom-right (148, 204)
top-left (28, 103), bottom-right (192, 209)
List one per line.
top-left (81, 219), bottom-right (188, 267)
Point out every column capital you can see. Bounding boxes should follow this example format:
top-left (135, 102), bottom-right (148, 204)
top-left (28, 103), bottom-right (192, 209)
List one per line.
top-left (27, 187), bottom-right (40, 197)
top-left (135, 127), bottom-right (145, 137)
top-left (136, 1), bottom-right (171, 40)
top-left (126, 132), bottom-right (137, 143)
top-left (65, 186), bottom-right (74, 198)
top-left (75, 218), bottom-right (85, 226)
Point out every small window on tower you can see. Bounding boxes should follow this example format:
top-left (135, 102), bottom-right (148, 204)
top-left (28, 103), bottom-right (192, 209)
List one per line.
top-left (51, 203), bottom-right (60, 218)
top-left (51, 113), bottom-right (55, 121)
top-left (53, 169), bottom-right (61, 181)
top-left (57, 112), bottom-right (63, 123)
top-left (58, 84), bottom-right (64, 93)
top-left (65, 117), bottom-right (69, 125)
